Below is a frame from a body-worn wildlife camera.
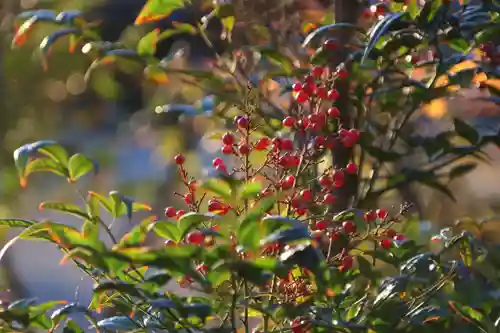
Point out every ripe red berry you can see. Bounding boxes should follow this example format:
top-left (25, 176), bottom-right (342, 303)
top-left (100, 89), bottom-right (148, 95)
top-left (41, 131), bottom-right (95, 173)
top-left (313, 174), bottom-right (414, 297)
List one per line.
top-left (186, 231), bottom-right (205, 244)
top-left (212, 157), bottom-right (224, 167)
top-left (222, 132), bottom-right (235, 145)
top-left (281, 139), bottom-right (294, 151)
top-left (237, 117), bottom-right (249, 129)
top-left (281, 175), bottom-right (295, 190)
top-left (164, 206), bottom-right (176, 218)
top-left (346, 162), bottom-right (358, 174)
top-left (283, 116), bottom-right (296, 128)
top-left (338, 68), bottom-right (348, 79)
top-left (184, 193), bottom-right (194, 205)
top-left (295, 91), bottom-right (309, 104)
top-left (323, 193), bottom-right (336, 205)
top-left (329, 230), bottom-right (340, 241)
top-left (341, 255), bottom-right (354, 270)
top-left (315, 220), bottom-right (329, 231)
top-left (311, 66), bottom-right (324, 77)
top-left (316, 86), bottom-right (328, 99)
top-left (379, 239), bottom-right (392, 249)
top-left (377, 208), bottom-right (388, 220)
top-left (323, 39), bottom-right (338, 51)
top-left (255, 137), bottom-right (270, 150)
top-left (394, 234), bottom-right (406, 241)
top-left (238, 143), bottom-right (251, 155)
top-left (208, 199), bottom-right (224, 212)
top-left (176, 209), bottom-right (185, 219)
top-left (342, 220), bottom-right (356, 234)
top-left (174, 154), bottom-right (185, 165)
top-left (327, 107), bottom-right (340, 118)
top-left (333, 169), bottom-right (345, 183)
top-left (364, 210), bottom-right (377, 223)
top-left (296, 208), bottom-right (307, 216)
top-left (314, 135), bottom-right (326, 148)
top-left (319, 175), bottom-right (332, 187)
top-left (386, 228), bottom-right (397, 238)
top-left (300, 189), bottom-right (313, 201)
top-left (362, 8), bottom-right (373, 18)
top-left (327, 89), bottom-right (340, 101)
top-left (222, 144), bottom-right (233, 155)
top-left (292, 82), bottom-right (302, 92)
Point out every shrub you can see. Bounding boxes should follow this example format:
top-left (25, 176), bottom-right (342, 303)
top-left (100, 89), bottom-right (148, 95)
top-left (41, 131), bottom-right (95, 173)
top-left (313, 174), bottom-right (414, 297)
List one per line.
top-left (3, 0), bottom-right (500, 332)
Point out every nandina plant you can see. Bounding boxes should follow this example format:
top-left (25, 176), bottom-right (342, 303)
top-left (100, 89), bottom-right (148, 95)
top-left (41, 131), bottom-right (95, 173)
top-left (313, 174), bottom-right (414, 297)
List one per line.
top-left (4, 0), bottom-right (500, 332)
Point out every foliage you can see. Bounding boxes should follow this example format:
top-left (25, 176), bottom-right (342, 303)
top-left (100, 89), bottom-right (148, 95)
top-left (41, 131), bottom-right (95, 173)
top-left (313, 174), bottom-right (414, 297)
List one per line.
top-left (4, 0), bottom-right (500, 332)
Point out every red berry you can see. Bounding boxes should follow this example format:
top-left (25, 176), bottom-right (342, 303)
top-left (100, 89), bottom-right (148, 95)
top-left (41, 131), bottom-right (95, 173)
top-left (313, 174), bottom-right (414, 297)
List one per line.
top-left (341, 255), bottom-right (354, 270)
top-left (314, 136), bottom-right (326, 148)
top-left (386, 228), bottom-right (397, 238)
top-left (174, 154), bottom-right (185, 165)
top-left (364, 210), bottom-right (377, 223)
top-left (164, 206), bottom-right (176, 218)
top-left (327, 107), bottom-right (340, 118)
top-left (281, 175), bottom-right (295, 190)
top-left (208, 200), bottom-right (224, 212)
top-left (222, 144), bottom-right (233, 155)
top-left (319, 175), bottom-right (332, 187)
top-left (329, 230), bottom-right (340, 241)
top-left (333, 169), bottom-right (345, 183)
top-left (379, 239), bottom-right (392, 249)
top-left (184, 193), bottom-right (194, 205)
top-left (338, 68), bottom-right (348, 79)
top-left (348, 129), bottom-right (360, 141)
top-left (255, 137), bottom-right (270, 150)
top-left (238, 143), bottom-right (251, 155)
top-left (324, 39), bottom-right (338, 51)
top-left (342, 220), bottom-right (356, 234)
top-left (300, 189), bottom-right (313, 201)
top-left (237, 117), bottom-right (249, 129)
top-left (377, 208), bottom-right (388, 220)
top-left (394, 234), bottom-right (406, 241)
top-left (295, 91), bottom-right (309, 104)
top-left (316, 86), bottom-right (328, 99)
top-left (212, 157), bottom-right (224, 167)
top-left (176, 209), bottom-right (185, 219)
top-left (296, 208), bottom-right (307, 216)
top-left (315, 220), bottom-right (329, 231)
top-left (311, 66), bottom-right (324, 78)
top-left (292, 82), bottom-right (302, 92)
top-left (327, 89), bottom-right (340, 101)
top-left (362, 8), bottom-right (373, 18)
top-left (196, 264), bottom-right (209, 274)
top-left (186, 231), bottom-right (205, 244)
top-left (215, 164), bottom-right (227, 174)
top-left (375, 4), bottom-right (385, 16)
top-left (281, 139), bottom-right (294, 151)
top-left (222, 132), bottom-right (234, 145)
top-left (323, 193), bottom-right (336, 205)
top-left (283, 116), bottom-right (296, 128)
top-left (346, 162), bottom-right (358, 174)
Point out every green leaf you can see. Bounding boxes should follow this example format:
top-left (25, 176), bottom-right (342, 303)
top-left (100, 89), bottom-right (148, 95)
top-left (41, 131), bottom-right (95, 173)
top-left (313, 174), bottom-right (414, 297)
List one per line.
top-left (258, 48), bottom-right (294, 74)
top-left (152, 221), bottom-right (180, 242)
top-left (87, 191), bottom-right (112, 213)
top-left (363, 12), bottom-right (408, 63)
top-left (94, 281), bottom-right (142, 298)
top-left (406, 0), bottom-right (419, 19)
top-left (25, 158), bottom-right (67, 179)
top-left (453, 118), bottom-right (479, 144)
top-left (39, 202), bottom-right (90, 220)
top-left (38, 143), bottom-right (69, 166)
top-left (68, 153), bottom-right (95, 182)
top-left (238, 182), bottom-right (262, 200)
top-left (178, 212), bottom-right (219, 240)
top-left (137, 29), bottom-right (159, 57)
top-left (97, 316), bottom-right (139, 330)
top-left (200, 178), bottom-right (232, 200)
top-left (449, 163), bottom-right (477, 181)
top-left (357, 255), bottom-right (377, 280)
top-left (260, 226), bottom-right (311, 246)
top-left (302, 23), bottom-right (362, 47)
top-left (0, 219), bottom-right (37, 228)
top-left (135, 0), bottom-right (188, 25)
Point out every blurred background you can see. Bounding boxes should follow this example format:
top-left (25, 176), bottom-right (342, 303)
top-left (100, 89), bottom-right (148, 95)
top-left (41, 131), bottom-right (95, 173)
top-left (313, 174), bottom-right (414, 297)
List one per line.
top-left (1, 0), bottom-right (500, 318)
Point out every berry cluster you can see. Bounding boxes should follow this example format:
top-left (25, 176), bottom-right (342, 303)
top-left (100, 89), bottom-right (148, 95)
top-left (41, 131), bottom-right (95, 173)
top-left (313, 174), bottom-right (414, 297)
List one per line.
top-left (163, 47), bottom-right (408, 298)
